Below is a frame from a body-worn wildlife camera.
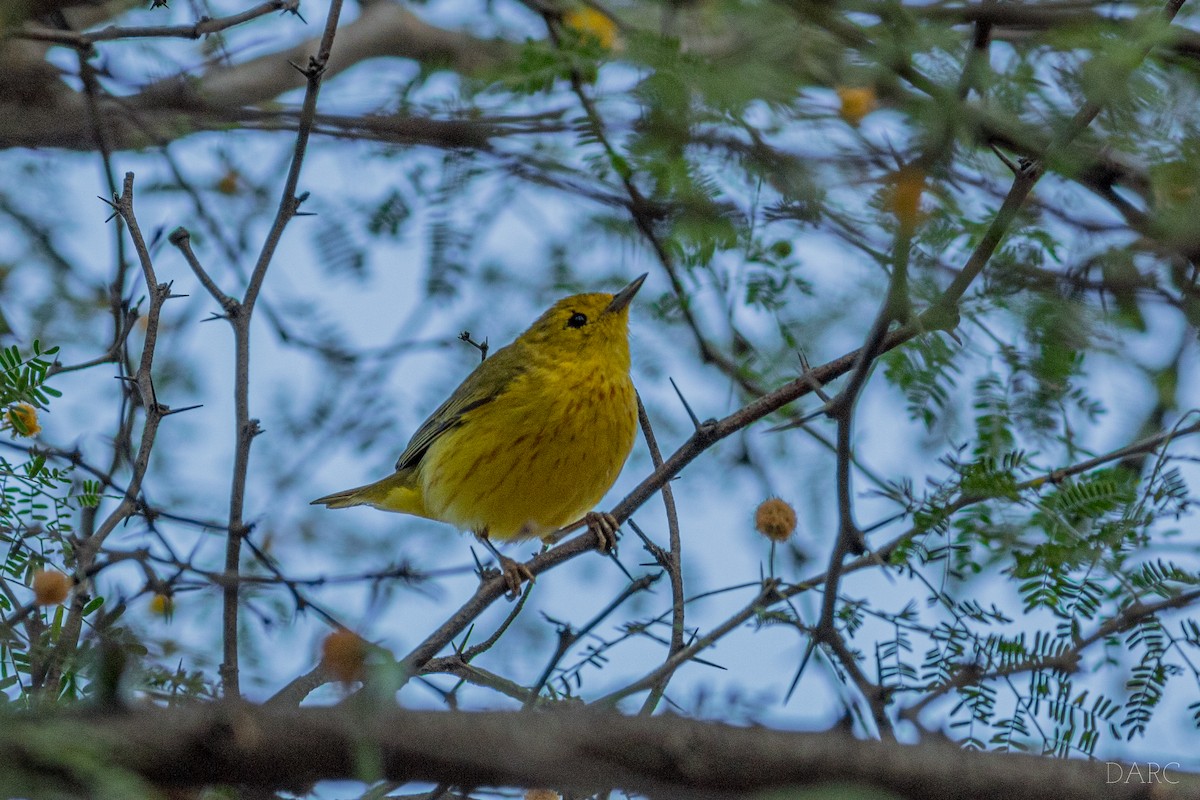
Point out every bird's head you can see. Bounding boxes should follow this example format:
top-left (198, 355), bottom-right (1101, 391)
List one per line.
top-left (516, 274), bottom-right (647, 367)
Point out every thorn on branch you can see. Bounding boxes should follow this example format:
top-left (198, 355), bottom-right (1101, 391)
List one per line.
top-left (134, 499), bottom-right (158, 525)
top-left (453, 626), bottom-right (475, 657)
top-left (844, 524), bottom-right (868, 557)
top-left (281, 0), bottom-right (306, 23)
top-left (468, 546), bottom-right (489, 582)
top-left (606, 551), bottom-right (636, 582)
top-left (627, 518), bottom-right (670, 569)
top-left (797, 350), bottom-right (833, 404)
top-left (290, 191), bottom-right (312, 217)
top-left (691, 417), bottom-right (720, 447)
top-left (989, 144), bottom-right (1019, 174)
top-left (306, 55), bottom-right (326, 79)
top-left (459, 331), bottom-right (489, 361)
top-left (162, 403), bottom-right (203, 417)
top-left (669, 377), bottom-right (702, 430)
top-left (97, 195), bottom-right (120, 223)
top-left (148, 226), bottom-right (169, 253)
top-left (759, 577), bottom-right (785, 605)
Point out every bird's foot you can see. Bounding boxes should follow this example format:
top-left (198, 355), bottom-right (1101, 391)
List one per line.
top-left (495, 554), bottom-right (534, 599)
top-left (475, 530), bottom-right (535, 599)
top-left (585, 511), bottom-right (620, 553)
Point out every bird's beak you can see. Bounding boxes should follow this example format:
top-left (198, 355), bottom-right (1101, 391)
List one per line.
top-left (606, 273), bottom-right (648, 314)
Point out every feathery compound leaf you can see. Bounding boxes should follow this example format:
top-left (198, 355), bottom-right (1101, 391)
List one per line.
top-left (883, 334), bottom-right (961, 429)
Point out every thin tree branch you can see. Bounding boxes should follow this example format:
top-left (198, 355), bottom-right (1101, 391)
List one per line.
top-left (44, 173), bottom-right (173, 697)
top-left (16, 0), bottom-right (298, 47)
top-left (219, 0), bottom-right (345, 699)
top-left (635, 394), bottom-right (685, 715)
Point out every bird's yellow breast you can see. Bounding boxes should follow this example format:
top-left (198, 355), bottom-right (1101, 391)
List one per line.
top-left (417, 363), bottom-right (637, 540)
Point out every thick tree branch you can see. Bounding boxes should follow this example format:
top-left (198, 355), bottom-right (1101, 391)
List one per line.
top-left (137, 1), bottom-right (508, 110)
top-left (0, 1), bottom-right (513, 152)
top-left (4, 704), bottom-right (1195, 799)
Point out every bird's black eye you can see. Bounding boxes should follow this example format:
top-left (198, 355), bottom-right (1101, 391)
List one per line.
top-left (567, 312), bottom-right (588, 329)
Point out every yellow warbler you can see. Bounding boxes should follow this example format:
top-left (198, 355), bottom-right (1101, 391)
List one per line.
top-left (313, 275), bottom-right (646, 593)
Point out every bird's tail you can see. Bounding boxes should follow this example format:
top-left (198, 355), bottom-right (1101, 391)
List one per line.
top-left (310, 485), bottom-right (371, 509)
top-left (311, 471), bottom-right (427, 516)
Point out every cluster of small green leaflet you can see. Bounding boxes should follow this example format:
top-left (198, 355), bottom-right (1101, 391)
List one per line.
top-left (0, 343), bottom-right (100, 706)
top-left (851, 412), bottom-right (1198, 756)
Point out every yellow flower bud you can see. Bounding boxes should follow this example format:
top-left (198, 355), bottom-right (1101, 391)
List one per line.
top-left (33, 570), bottom-right (70, 606)
top-left (836, 86), bottom-right (878, 126)
top-left (322, 629), bottom-right (368, 684)
top-left (755, 498), bottom-right (797, 542)
top-left (563, 7), bottom-right (617, 50)
top-left (150, 593), bottom-right (174, 617)
top-left (7, 403), bottom-right (41, 437)
top-left (216, 169), bottom-right (241, 196)
top-left (888, 167), bottom-right (926, 232)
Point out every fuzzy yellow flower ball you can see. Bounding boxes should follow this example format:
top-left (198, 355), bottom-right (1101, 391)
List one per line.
top-left (321, 629), bottom-right (368, 684)
top-left (33, 570), bottom-right (70, 606)
top-left (563, 7), bottom-right (617, 50)
top-left (836, 86), bottom-right (878, 126)
top-left (7, 403), bottom-right (41, 437)
top-left (755, 498), bottom-right (797, 542)
top-left (216, 169), bottom-right (241, 196)
top-left (888, 167), bottom-right (926, 232)
top-left (150, 593), bottom-right (174, 617)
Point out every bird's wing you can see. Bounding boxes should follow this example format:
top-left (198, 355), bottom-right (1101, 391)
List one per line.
top-left (393, 344), bottom-right (524, 472)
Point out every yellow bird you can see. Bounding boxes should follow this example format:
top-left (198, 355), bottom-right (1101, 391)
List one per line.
top-left (312, 274), bottom-right (646, 594)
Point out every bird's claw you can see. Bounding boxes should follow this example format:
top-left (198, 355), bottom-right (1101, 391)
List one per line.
top-left (495, 554), bottom-right (534, 598)
top-left (585, 511), bottom-right (620, 553)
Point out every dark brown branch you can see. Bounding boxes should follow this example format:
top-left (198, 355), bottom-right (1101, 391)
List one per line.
top-left (7, 704), bottom-right (1194, 799)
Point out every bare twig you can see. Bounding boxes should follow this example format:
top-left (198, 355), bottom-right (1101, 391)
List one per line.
top-left (16, 0), bottom-right (299, 47)
top-left (527, 573), bottom-right (660, 705)
top-left (635, 394), bottom-right (686, 715)
top-left (44, 173), bottom-right (173, 697)
top-left (219, 0), bottom-right (345, 699)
